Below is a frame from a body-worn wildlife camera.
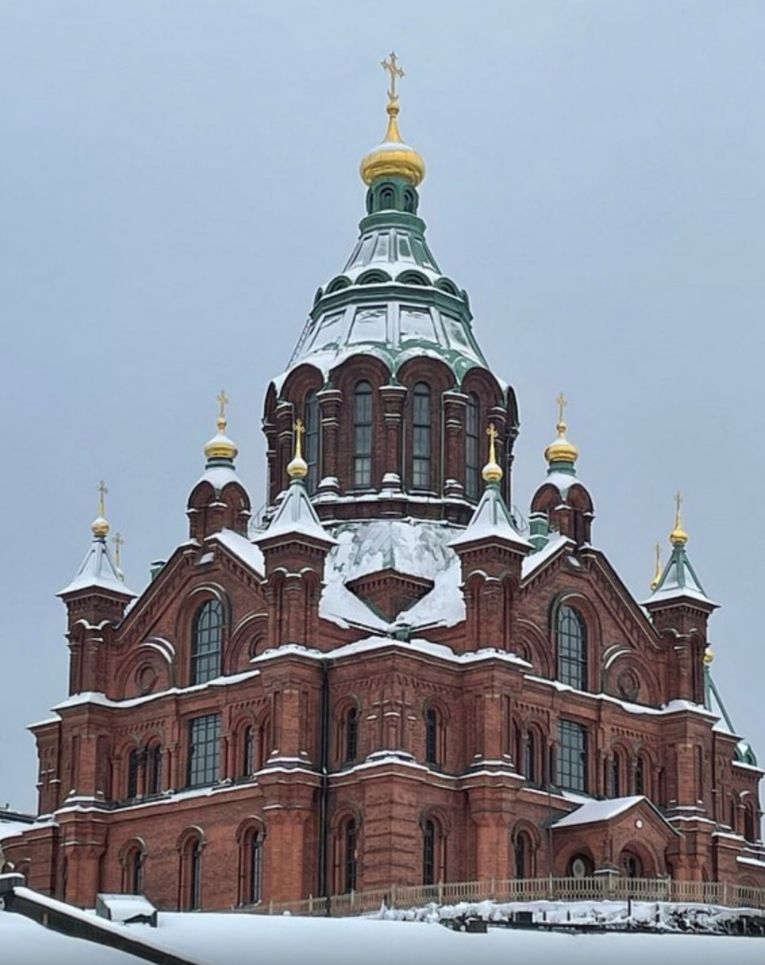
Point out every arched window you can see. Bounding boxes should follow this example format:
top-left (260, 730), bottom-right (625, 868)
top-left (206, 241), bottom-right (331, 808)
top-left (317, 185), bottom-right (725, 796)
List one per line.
top-left (344, 708), bottom-right (358, 763)
top-left (524, 730), bottom-right (537, 785)
top-left (191, 599), bottom-right (224, 685)
top-left (353, 382), bottom-right (373, 488)
top-left (744, 803), bottom-right (757, 843)
top-left (620, 851), bottom-right (643, 878)
top-left (146, 744), bottom-right (162, 796)
top-left (129, 848), bottom-right (144, 894)
top-left (557, 606), bottom-right (587, 690)
top-left (514, 831), bottom-right (534, 879)
top-left (423, 819), bottom-right (436, 885)
top-left (465, 393), bottom-right (480, 500)
top-left (610, 754), bottom-right (621, 798)
top-left (242, 726), bottom-right (254, 777)
top-left (380, 185), bottom-right (395, 209)
top-left (344, 820), bottom-right (358, 893)
top-left (425, 707), bottom-right (439, 766)
top-left (127, 749), bottom-right (141, 799)
top-left (412, 382), bottom-right (432, 489)
top-left (567, 853), bottom-right (593, 878)
top-left (305, 390), bottom-right (321, 495)
top-left (239, 826), bottom-right (264, 905)
top-left (258, 716), bottom-right (272, 770)
top-left (635, 756), bottom-right (646, 796)
top-left (180, 834), bottom-right (203, 911)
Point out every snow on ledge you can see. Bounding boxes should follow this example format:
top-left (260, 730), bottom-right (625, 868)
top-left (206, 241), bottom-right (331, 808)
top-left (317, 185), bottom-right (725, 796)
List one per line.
top-left (552, 796), bottom-right (645, 828)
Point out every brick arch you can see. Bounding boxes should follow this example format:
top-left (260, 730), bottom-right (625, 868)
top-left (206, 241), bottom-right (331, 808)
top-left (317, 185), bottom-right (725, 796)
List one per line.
top-left (604, 650), bottom-right (661, 706)
top-left (175, 584), bottom-right (231, 686)
top-left (332, 354), bottom-right (392, 493)
top-left (115, 642), bottom-right (174, 699)
top-left (226, 611), bottom-right (267, 674)
top-left (334, 695), bottom-right (361, 766)
top-left (554, 842), bottom-right (596, 876)
top-left (279, 362), bottom-right (325, 403)
top-left (617, 839), bottom-right (660, 877)
top-left (515, 619), bottom-right (552, 677)
top-left (397, 357), bottom-right (455, 495)
top-left (510, 819), bottom-right (541, 877)
top-left (235, 815), bottom-right (266, 844)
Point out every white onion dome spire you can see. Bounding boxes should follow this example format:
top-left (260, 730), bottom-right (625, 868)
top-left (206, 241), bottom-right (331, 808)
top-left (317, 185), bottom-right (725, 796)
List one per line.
top-left (204, 390), bottom-right (238, 466)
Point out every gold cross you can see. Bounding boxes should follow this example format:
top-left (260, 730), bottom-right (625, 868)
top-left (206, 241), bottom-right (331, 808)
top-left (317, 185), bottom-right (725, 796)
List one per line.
top-left (97, 480), bottom-right (108, 518)
top-left (556, 392), bottom-right (567, 425)
top-left (381, 51), bottom-right (405, 102)
top-left (113, 532), bottom-right (124, 569)
top-left (217, 390), bottom-right (229, 421)
top-left (486, 423), bottom-right (499, 463)
top-left (293, 419), bottom-right (305, 461)
top-left (674, 490), bottom-right (683, 528)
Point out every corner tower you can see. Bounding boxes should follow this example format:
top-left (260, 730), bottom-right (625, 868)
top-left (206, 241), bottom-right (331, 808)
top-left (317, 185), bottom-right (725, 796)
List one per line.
top-left (263, 54), bottom-right (518, 526)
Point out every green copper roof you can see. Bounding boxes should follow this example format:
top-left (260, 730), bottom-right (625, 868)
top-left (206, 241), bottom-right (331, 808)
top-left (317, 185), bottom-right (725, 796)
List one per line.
top-left (279, 182), bottom-right (491, 390)
top-left (644, 540), bottom-right (717, 608)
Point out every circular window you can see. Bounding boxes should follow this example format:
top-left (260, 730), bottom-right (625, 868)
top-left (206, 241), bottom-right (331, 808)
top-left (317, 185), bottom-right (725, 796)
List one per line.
top-left (568, 854), bottom-right (593, 878)
top-left (617, 670), bottom-right (640, 702)
top-left (136, 664), bottom-right (158, 696)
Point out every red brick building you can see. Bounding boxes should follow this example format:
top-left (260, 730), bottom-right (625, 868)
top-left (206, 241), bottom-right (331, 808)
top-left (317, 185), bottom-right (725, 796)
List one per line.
top-left (4, 70), bottom-right (764, 910)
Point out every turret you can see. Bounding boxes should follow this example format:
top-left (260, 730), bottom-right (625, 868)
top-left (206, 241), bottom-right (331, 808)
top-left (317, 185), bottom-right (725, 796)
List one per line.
top-left (643, 494), bottom-right (718, 703)
top-left (254, 420), bottom-right (337, 647)
top-left (529, 394), bottom-right (593, 548)
top-left (450, 424), bottom-right (530, 651)
top-left (58, 482), bottom-right (137, 694)
top-left (187, 391), bottom-right (251, 540)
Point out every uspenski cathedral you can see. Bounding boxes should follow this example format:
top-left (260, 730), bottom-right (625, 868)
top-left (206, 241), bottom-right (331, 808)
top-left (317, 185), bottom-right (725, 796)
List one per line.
top-left (2, 56), bottom-right (763, 910)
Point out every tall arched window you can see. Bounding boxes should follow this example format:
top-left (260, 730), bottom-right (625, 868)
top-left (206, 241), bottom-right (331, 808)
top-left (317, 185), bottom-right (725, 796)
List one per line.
top-left (425, 707), bottom-right (439, 766)
top-left (610, 754), bottom-right (621, 797)
top-left (353, 382), bottom-right (373, 487)
top-left (524, 730), bottom-right (537, 785)
top-left (344, 820), bottom-right (358, 893)
top-left (744, 802), bottom-right (757, 843)
top-left (412, 382), bottom-right (432, 489)
top-left (305, 390), bottom-right (321, 495)
top-left (635, 756), bottom-right (646, 796)
top-left (146, 744), bottom-right (162, 796)
top-left (129, 848), bottom-right (143, 894)
top-left (180, 835), bottom-right (203, 911)
top-left (557, 606), bottom-right (587, 690)
top-left (344, 708), bottom-right (358, 763)
top-left (465, 393), bottom-right (480, 499)
top-left (242, 726), bottom-right (254, 777)
top-left (239, 826), bottom-right (264, 905)
top-left (422, 819), bottom-right (436, 885)
top-left (514, 831), bottom-right (534, 879)
top-left (127, 749), bottom-right (141, 799)
top-left (191, 599), bottom-right (223, 685)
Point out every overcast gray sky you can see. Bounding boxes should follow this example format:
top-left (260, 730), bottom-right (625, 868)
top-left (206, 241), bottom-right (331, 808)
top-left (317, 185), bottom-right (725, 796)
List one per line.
top-left (2, 1), bottom-right (763, 812)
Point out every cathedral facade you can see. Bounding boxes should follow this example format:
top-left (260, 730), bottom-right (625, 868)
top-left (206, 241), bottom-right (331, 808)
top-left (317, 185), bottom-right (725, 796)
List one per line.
top-left (4, 62), bottom-right (764, 910)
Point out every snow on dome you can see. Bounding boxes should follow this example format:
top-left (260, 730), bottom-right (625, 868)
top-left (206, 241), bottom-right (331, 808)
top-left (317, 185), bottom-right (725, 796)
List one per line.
top-left (254, 479), bottom-right (336, 546)
top-left (450, 484), bottom-right (529, 552)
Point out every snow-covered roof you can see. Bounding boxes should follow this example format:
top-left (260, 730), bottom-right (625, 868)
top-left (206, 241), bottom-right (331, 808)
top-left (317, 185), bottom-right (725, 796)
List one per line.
top-left (194, 464), bottom-right (245, 494)
top-left (538, 469), bottom-right (587, 498)
top-left (644, 542), bottom-right (717, 608)
top-left (253, 479), bottom-right (337, 547)
top-left (521, 533), bottom-right (571, 581)
top-left (449, 484), bottom-right (529, 552)
top-left (211, 529), bottom-right (264, 575)
top-left (0, 820), bottom-right (34, 842)
top-left (58, 536), bottom-right (137, 598)
top-left (552, 795), bottom-right (646, 828)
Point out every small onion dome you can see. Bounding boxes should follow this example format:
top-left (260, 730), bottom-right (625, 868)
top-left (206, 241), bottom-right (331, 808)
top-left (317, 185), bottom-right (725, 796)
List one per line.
top-left (91, 515), bottom-right (110, 538)
top-left (544, 419), bottom-right (579, 466)
top-left (204, 415), bottom-right (238, 463)
top-left (482, 424), bottom-right (503, 484)
top-left (360, 101), bottom-right (426, 187)
top-left (703, 646), bottom-right (715, 666)
top-left (670, 492), bottom-right (688, 546)
top-left (287, 418), bottom-right (309, 479)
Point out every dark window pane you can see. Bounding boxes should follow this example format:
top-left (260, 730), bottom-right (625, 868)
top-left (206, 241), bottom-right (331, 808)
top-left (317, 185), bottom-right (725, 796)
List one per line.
top-left (423, 820), bottom-right (435, 884)
top-left (557, 720), bottom-right (588, 792)
top-left (187, 714), bottom-right (221, 788)
top-left (305, 391), bottom-right (321, 495)
top-left (353, 382), bottom-right (373, 487)
top-left (411, 383), bottom-right (431, 489)
top-left (425, 709), bottom-right (438, 765)
top-left (191, 600), bottom-right (223, 685)
top-left (557, 606), bottom-right (587, 690)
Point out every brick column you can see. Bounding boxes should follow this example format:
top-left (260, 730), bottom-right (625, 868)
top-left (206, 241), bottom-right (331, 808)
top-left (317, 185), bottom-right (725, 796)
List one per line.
top-left (317, 387), bottom-right (343, 495)
top-left (379, 384), bottom-right (407, 490)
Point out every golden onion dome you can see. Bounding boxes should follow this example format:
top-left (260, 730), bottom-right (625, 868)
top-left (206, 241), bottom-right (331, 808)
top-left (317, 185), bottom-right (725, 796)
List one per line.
top-left (482, 424), bottom-right (504, 484)
top-left (287, 419), bottom-right (309, 479)
top-left (204, 391), bottom-right (238, 462)
top-left (544, 394), bottom-right (579, 466)
top-left (360, 102), bottom-right (426, 187)
top-left (91, 515), bottom-right (110, 538)
top-left (360, 52), bottom-right (425, 188)
top-left (670, 491), bottom-right (688, 546)
top-left (703, 645), bottom-right (715, 666)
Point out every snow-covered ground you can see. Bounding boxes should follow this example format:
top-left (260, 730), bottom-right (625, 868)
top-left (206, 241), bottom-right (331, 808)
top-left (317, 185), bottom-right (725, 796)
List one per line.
top-left (142, 912), bottom-right (765, 964)
top-left (0, 911), bottom-right (140, 964)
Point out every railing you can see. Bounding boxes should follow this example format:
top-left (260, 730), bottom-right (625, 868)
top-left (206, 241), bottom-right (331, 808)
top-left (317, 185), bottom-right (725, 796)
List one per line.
top-left (244, 875), bottom-right (765, 917)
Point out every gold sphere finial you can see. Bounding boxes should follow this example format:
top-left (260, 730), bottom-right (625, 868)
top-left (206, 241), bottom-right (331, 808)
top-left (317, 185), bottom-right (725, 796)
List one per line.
top-left (360, 52), bottom-right (426, 187)
top-left (91, 480), bottom-right (110, 538)
top-left (482, 423), bottom-right (503, 484)
top-left (204, 390), bottom-right (238, 462)
top-left (670, 491), bottom-right (689, 546)
top-left (287, 419), bottom-right (309, 479)
top-left (544, 393), bottom-right (579, 465)
top-left (703, 646), bottom-right (715, 666)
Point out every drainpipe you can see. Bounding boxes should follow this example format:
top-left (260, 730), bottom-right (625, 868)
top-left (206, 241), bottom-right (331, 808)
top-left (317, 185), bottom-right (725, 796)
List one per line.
top-left (318, 659), bottom-right (330, 912)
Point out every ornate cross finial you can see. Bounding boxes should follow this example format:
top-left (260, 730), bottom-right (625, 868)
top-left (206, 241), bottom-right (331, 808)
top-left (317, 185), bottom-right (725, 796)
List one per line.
top-left (113, 532), bottom-right (124, 571)
top-left (556, 392), bottom-right (568, 436)
top-left (287, 419), bottom-right (308, 479)
top-left (216, 389), bottom-right (230, 432)
top-left (381, 51), bottom-right (405, 103)
top-left (674, 490), bottom-right (683, 528)
top-left (97, 480), bottom-right (108, 518)
top-left (482, 423), bottom-right (503, 484)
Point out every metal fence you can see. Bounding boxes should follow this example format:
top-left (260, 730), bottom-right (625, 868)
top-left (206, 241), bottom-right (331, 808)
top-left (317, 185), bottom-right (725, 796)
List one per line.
top-left (244, 875), bottom-right (765, 917)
